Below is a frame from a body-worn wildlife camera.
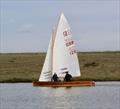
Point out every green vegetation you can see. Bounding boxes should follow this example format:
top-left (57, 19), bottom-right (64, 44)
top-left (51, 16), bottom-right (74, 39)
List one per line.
top-left (0, 52), bottom-right (120, 82)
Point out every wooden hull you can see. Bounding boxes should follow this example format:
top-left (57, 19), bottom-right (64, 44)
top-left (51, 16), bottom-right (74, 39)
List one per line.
top-left (33, 81), bottom-right (95, 87)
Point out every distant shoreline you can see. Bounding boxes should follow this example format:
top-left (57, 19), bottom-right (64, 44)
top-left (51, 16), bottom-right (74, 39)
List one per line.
top-left (0, 52), bottom-right (120, 83)
top-left (0, 51), bottom-right (119, 54)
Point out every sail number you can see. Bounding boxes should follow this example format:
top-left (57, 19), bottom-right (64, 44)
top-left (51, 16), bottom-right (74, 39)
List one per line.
top-left (63, 30), bottom-right (77, 55)
top-left (69, 46), bottom-right (76, 55)
top-left (63, 29), bottom-right (71, 37)
top-left (64, 37), bottom-right (75, 47)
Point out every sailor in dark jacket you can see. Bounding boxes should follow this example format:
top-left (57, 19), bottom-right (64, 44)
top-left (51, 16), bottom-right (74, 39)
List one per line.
top-left (64, 71), bottom-right (72, 81)
top-left (51, 73), bottom-right (59, 82)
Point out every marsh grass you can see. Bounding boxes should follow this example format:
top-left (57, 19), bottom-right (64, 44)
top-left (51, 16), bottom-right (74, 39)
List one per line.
top-left (0, 52), bottom-right (120, 82)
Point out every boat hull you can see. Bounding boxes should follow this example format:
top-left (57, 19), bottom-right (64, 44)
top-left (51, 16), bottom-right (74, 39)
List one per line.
top-left (32, 81), bottom-right (95, 87)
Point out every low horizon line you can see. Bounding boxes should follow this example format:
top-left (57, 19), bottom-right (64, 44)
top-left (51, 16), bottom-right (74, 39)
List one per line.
top-left (0, 50), bottom-right (119, 54)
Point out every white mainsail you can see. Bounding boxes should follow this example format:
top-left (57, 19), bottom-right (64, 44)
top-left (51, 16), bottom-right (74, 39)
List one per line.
top-left (53, 13), bottom-right (80, 77)
top-left (39, 13), bottom-right (81, 81)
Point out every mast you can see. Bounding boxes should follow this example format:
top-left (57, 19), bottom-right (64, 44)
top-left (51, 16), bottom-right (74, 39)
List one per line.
top-left (51, 29), bottom-right (55, 73)
top-left (51, 13), bottom-right (63, 74)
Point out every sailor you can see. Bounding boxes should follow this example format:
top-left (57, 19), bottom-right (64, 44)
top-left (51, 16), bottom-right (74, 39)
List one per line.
top-left (51, 73), bottom-right (59, 82)
top-left (64, 71), bottom-right (72, 81)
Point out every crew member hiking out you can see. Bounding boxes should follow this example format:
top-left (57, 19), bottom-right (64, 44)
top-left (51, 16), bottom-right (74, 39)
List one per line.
top-left (64, 71), bottom-right (72, 82)
top-left (51, 73), bottom-right (59, 82)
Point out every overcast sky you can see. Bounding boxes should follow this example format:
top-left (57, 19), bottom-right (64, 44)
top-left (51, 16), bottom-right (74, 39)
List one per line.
top-left (0, 0), bottom-right (120, 53)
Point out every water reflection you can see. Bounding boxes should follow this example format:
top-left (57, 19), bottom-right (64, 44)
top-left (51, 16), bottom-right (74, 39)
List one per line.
top-left (37, 87), bottom-right (80, 109)
top-left (0, 82), bottom-right (120, 109)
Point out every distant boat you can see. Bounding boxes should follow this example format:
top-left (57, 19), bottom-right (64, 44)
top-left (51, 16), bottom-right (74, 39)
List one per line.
top-left (33, 13), bottom-right (95, 87)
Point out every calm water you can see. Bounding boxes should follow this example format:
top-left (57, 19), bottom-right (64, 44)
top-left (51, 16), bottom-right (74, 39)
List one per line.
top-left (0, 82), bottom-right (120, 109)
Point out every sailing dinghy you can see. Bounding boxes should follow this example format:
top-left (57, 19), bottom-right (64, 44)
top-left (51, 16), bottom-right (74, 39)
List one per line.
top-left (33, 13), bottom-right (95, 87)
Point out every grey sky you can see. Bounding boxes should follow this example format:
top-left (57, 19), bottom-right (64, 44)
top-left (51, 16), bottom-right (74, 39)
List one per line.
top-left (0, 0), bottom-right (120, 53)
